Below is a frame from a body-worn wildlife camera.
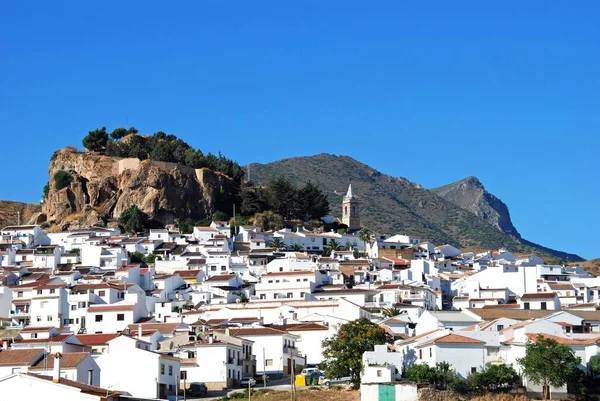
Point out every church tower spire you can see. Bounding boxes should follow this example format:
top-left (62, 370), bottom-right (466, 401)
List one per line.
top-left (342, 184), bottom-right (360, 231)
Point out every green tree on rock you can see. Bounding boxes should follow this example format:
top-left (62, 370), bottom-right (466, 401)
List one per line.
top-left (322, 317), bottom-right (392, 389)
top-left (517, 335), bottom-right (581, 400)
top-left (53, 170), bottom-right (73, 190)
top-left (118, 206), bottom-right (150, 234)
top-left (82, 127), bottom-right (109, 152)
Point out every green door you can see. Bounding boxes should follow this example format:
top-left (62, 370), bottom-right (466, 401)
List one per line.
top-left (378, 384), bottom-right (396, 401)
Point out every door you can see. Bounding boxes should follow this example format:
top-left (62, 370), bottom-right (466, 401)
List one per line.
top-left (378, 385), bottom-right (396, 401)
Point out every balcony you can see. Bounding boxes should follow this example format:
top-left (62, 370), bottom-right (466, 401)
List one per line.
top-left (227, 357), bottom-right (235, 364)
top-left (10, 309), bottom-right (30, 316)
top-left (237, 359), bottom-right (243, 366)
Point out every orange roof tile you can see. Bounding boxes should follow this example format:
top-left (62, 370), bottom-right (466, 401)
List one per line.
top-left (417, 333), bottom-right (486, 347)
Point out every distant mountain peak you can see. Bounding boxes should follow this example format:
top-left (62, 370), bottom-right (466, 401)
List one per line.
top-left (431, 177), bottom-right (520, 239)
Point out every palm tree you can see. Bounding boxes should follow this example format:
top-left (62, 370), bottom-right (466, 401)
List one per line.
top-left (359, 227), bottom-right (371, 257)
top-left (325, 239), bottom-right (343, 256)
top-left (268, 237), bottom-right (285, 251)
top-left (290, 243), bottom-right (304, 252)
top-left (384, 307), bottom-right (401, 317)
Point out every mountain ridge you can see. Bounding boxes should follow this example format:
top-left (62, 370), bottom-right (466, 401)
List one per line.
top-left (248, 153), bottom-right (583, 262)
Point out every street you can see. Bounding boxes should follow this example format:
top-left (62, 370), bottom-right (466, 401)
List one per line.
top-left (187, 377), bottom-right (295, 401)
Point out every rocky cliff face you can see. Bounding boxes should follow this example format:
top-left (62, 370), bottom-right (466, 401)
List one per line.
top-left (430, 176), bottom-right (520, 239)
top-left (0, 201), bottom-right (42, 228)
top-left (42, 149), bottom-right (235, 229)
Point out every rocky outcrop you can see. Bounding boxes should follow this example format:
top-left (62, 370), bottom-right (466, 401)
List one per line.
top-left (42, 148), bottom-right (235, 229)
top-left (0, 201), bottom-right (42, 228)
top-left (430, 176), bottom-right (521, 239)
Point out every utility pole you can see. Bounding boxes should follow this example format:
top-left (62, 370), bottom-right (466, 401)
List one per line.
top-left (262, 348), bottom-right (266, 389)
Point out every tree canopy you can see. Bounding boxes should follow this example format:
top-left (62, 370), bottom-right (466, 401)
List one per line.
top-left (467, 364), bottom-right (521, 393)
top-left (84, 126), bottom-right (244, 183)
top-left (53, 170), bottom-right (72, 191)
top-left (322, 317), bottom-right (392, 388)
top-left (82, 127), bottom-right (109, 152)
top-left (118, 206), bottom-right (150, 234)
top-left (240, 177), bottom-right (330, 221)
top-left (517, 335), bottom-right (581, 400)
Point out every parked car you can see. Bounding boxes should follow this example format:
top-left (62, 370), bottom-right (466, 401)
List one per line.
top-left (322, 376), bottom-right (351, 386)
top-left (254, 374), bottom-right (270, 382)
top-left (301, 368), bottom-right (325, 378)
top-left (240, 377), bottom-right (257, 387)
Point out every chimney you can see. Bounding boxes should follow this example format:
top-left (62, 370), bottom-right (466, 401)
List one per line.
top-left (225, 327), bottom-right (230, 336)
top-left (138, 325), bottom-right (143, 338)
top-left (53, 352), bottom-right (62, 383)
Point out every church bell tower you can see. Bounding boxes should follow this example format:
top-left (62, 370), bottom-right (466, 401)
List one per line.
top-left (342, 184), bottom-right (360, 231)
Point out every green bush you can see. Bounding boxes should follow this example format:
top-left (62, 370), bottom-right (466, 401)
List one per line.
top-left (467, 364), bottom-right (521, 393)
top-left (53, 170), bottom-right (73, 191)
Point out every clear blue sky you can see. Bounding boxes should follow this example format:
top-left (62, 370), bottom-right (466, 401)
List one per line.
top-left (1, 2), bottom-right (598, 259)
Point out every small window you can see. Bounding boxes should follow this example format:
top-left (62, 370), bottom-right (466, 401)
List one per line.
top-left (541, 302), bottom-right (547, 310)
top-left (98, 290), bottom-right (105, 296)
top-left (160, 364), bottom-right (165, 374)
top-left (265, 359), bottom-right (273, 366)
top-left (429, 347), bottom-right (432, 357)
top-left (524, 302), bottom-right (530, 310)
top-left (471, 367), bottom-right (477, 373)
top-left (95, 315), bottom-right (103, 322)
top-left (37, 290), bottom-right (42, 295)
top-left (47, 315), bottom-right (53, 321)
top-left (36, 316), bottom-right (42, 322)
top-left (376, 370), bottom-right (382, 377)
top-left (50, 289), bottom-right (55, 294)
top-left (168, 365), bottom-right (173, 376)
top-left (497, 325), bottom-right (504, 331)
top-left (71, 305), bottom-right (77, 311)
top-left (117, 314), bottom-right (125, 321)
top-left (419, 349), bottom-right (422, 359)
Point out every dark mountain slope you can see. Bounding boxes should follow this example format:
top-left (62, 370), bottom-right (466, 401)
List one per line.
top-left (248, 153), bottom-right (583, 262)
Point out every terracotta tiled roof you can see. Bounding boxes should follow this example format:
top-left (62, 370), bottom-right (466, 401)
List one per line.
top-left (525, 333), bottom-right (600, 346)
top-left (227, 327), bottom-right (295, 337)
top-left (205, 274), bottom-right (237, 282)
top-left (547, 283), bottom-right (575, 290)
top-left (29, 352), bottom-right (89, 370)
top-left (19, 326), bottom-right (56, 332)
top-left (0, 348), bottom-right (44, 366)
top-left (194, 227), bottom-right (218, 231)
top-left (268, 323), bottom-right (329, 332)
top-left (75, 333), bottom-right (119, 346)
top-left (87, 304), bottom-right (136, 312)
top-left (417, 333), bottom-right (486, 347)
top-left (481, 304), bottom-right (520, 309)
top-left (520, 292), bottom-right (557, 300)
top-left (174, 270), bottom-right (202, 278)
